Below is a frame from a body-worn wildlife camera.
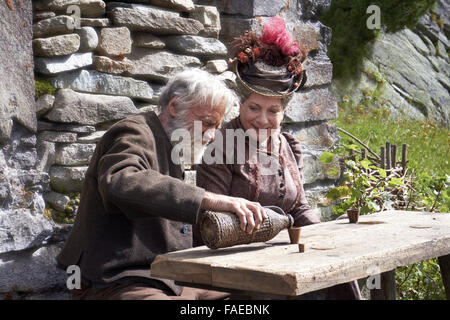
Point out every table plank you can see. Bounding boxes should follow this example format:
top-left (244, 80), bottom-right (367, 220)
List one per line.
top-left (151, 210), bottom-right (450, 296)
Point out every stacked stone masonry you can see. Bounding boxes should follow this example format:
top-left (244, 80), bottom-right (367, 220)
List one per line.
top-left (1, 0), bottom-right (338, 299)
top-left (32, 0), bottom-right (339, 225)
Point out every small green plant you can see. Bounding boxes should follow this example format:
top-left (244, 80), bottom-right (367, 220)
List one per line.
top-left (46, 192), bottom-right (80, 224)
top-left (410, 173), bottom-right (450, 213)
top-left (35, 78), bottom-right (56, 100)
top-left (325, 154), bottom-right (408, 216)
top-left (326, 133), bottom-right (449, 217)
top-left (397, 258), bottom-right (446, 300)
top-left (320, 152), bottom-right (341, 178)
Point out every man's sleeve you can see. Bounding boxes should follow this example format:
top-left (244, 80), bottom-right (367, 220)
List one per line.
top-left (96, 120), bottom-right (205, 224)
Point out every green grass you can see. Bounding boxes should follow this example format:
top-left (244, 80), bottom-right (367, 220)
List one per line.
top-left (333, 105), bottom-right (449, 177)
top-left (333, 102), bottom-right (449, 300)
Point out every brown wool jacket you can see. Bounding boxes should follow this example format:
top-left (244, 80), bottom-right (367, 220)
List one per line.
top-left (56, 111), bottom-right (205, 295)
top-left (195, 117), bottom-right (320, 246)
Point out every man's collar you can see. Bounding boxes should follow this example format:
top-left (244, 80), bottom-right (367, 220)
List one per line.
top-left (147, 111), bottom-right (172, 145)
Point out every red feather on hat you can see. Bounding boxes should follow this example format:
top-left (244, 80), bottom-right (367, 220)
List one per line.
top-left (260, 16), bottom-right (299, 56)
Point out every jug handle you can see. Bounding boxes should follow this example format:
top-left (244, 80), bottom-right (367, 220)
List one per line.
top-left (263, 205), bottom-right (287, 216)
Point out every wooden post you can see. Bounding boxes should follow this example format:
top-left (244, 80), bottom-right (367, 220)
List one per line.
top-left (385, 142), bottom-right (391, 170)
top-left (361, 148), bottom-right (366, 160)
top-left (370, 270), bottom-right (397, 300)
top-left (402, 144), bottom-right (408, 175)
top-left (438, 254), bottom-right (450, 300)
top-left (382, 270), bottom-right (397, 300)
top-left (380, 147), bottom-right (385, 169)
top-left (391, 144), bottom-right (397, 168)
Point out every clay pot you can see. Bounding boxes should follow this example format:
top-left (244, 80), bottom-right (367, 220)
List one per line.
top-left (288, 227), bottom-right (302, 244)
top-left (347, 208), bottom-right (360, 223)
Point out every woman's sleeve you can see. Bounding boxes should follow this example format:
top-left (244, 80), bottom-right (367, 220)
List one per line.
top-left (283, 132), bottom-right (321, 226)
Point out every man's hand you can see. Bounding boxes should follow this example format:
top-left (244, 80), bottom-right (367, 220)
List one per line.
top-left (201, 191), bottom-right (267, 234)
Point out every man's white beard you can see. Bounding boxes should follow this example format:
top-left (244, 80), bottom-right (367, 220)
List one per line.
top-left (167, 112), bottom-right (208, 165)
top-left (190, 136), bottom-right (208, 164)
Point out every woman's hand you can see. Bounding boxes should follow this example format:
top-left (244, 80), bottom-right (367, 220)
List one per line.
top-left (201, 191), bottom-right (267, 234)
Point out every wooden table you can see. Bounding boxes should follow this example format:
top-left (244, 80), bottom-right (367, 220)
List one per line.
top-left (151, 210), bottom-right (450, 299)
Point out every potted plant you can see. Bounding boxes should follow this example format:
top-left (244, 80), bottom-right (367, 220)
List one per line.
top-left (327, 159), bottom-right (380, 223)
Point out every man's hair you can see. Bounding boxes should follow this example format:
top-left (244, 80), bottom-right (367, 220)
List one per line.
top-left (158, 69), bottom-right (238, 115)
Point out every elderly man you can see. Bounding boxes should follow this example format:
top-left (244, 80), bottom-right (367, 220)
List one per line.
top-left (57, 69), bottom-right (266, 300)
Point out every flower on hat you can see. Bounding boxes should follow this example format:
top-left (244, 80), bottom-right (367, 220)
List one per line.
top-left (238, 52), bottom-right (249, 63)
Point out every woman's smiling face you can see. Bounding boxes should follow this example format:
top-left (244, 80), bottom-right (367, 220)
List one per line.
top-left (239, 93), bottom-right (284, 141)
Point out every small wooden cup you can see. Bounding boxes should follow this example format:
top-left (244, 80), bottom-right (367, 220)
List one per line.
top-left (298, 243), bottom-right (306, 253)
top-left (347, 209), bottom-right (360, 224)
top-left (288, 227), bottom-right (302, 244)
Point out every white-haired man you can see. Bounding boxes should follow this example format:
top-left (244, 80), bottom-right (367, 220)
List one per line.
top-left (57, 69), bottom-right (266, 300)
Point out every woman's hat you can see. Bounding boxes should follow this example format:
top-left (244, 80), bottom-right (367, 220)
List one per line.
top-left (230, 17), bottom-right (308, 98)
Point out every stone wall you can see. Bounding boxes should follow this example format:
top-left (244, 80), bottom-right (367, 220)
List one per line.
top-left (32, 0), bottom-right (237, 221)
top-left (0, 0), bottom-right (69, 300)
top-left (331, 0), bottom-right (449, 127)
top-left (1, 0), bottom-right (338, 299)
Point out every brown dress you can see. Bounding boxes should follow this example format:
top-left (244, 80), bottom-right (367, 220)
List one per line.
top-left (196, 117), bottom-right (362, 300)
top-left (196, 117), bottom-right (320, 228)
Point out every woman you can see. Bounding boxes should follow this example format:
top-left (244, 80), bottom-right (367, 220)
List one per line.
top-left (196, 17), bottom-right (362, 300)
